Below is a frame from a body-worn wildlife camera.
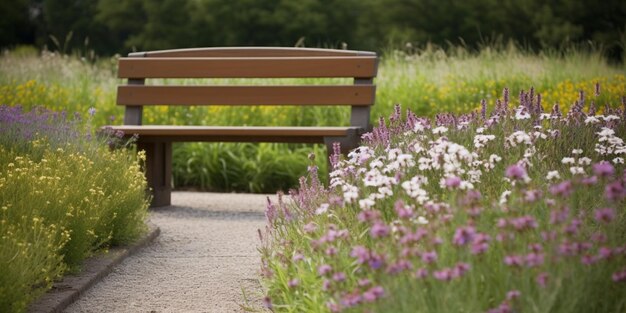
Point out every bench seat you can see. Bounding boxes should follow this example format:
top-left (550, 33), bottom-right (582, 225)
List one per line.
top-left (109, 125), bottom-right (360, 143)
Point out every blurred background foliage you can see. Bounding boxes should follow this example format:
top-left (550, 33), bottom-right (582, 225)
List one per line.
top-left (1, 0), bottom-right (626, 60)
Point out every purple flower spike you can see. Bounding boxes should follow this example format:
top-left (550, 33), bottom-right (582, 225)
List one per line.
top-left (593, 162), bottom-right (615, 177)
top-left (594, 207), bottom-right (616, 223)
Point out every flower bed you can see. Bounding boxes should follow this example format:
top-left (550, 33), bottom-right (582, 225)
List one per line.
top-left (260, 88), bottom-right (626, 312)
top-left (0, 106), bottom-right (149, 312)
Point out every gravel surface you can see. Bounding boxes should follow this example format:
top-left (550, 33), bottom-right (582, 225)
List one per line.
top-left (65, 191), bottom-right (274, 313)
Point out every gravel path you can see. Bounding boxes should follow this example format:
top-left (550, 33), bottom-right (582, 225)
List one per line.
top-left (65, 191), bottom-right (273, 313)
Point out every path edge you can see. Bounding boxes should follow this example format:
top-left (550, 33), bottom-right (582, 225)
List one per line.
top-left (28, 223), bottom-right (161, 313)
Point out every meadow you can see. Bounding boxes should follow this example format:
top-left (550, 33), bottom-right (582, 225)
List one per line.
top-left (260, 90), bottom-right (626, 312)
top-left (0, 105), bottom-right (149, 312)
top-left (1, 45), bottom-right (625, 193)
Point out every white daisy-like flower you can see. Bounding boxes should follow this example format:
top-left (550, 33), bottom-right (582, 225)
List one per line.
top-left (585, 116), bottom-right (600, 124)
top-left (315, 203), bottom-right (330, 215)
top-left (578, 157), bottom-right (592, 165)
top-left (613, 157), bottom-right (625, 164)
top-left (569, 167), bottom-right (585, 175)
top-left (572, 149), bottom-right (583, 155)
top-left (432, 126), bottom-right (448, 134)
top-left (499, 190), bottom-right (512, 205)
top-left (561, 157), bottom-right (576, 164)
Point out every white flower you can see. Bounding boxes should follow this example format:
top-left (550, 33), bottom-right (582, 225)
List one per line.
top-left (613, 157), bottom-right (625, 164)
top-left (569, 167), bottom-right (585, 175)
top-left (603, 115), bottom-right (621, 121)
top-left (315, 203), bottom-right (330, 215)
top-left (499, 190), bottom-right (512, 205)
top-left (578, 157), bottom-right (592, 165)
top-left (598, 127), bottom-right (615, 138)
top-left (540, 113), bottom-right (552, 120)
top-left (515, 107), bottom-right (531, 120)
top-left (572, 149), bottom-right (583, 155)
top-left (546, 170), bottom-right (560, 180)
top-left (474, 134), bottom-right (496, 149)
top-left (476, 127), bottom-right (485, 134)
top-left (489, 154), bottom-right (502, 163)
top-left (416, 216), bottom-right (429, 225)
top-left (561, 157), bottom-right (576, 164)
top-left (585, 116), bottom-right (600, 124)
top-left (432, 126), bottom-right (448, 134)
top-left (413, 123), bottom-right (425, 132)
top-left (358, 198), bottom-right (375, 210)
top-left (342, 184), bottom-right (359, 203)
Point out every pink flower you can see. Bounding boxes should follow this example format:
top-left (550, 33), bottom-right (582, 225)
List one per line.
top-left (358, 278), bottom-right (371, 287)
top-left (362, 286), bottom-right (385, 302)
top-left (453, 226), bottom-right (476, 246)
top-left (318, 264), bottom-right (332, 276)
top-left (370, 221), bottom-right (390, 238)
top-left (445, 176), bottom-right (462, 188)
top-left (288, 279), bottom-right (299, 288)
top-left (350, 246), bottom-right (370, 264)
top-left (506, 290), bottom-right (521, 301)
top-left (394, 200), bottom-right (414, 219)
top-left (332, 272), bottom-right (346, 282)
top-left (594, 207), bottom-right (616, 223)
top-left (303, 222), bottom-right (317, 233)
top-left (415, 268), bottom-right (429, 279)
top-left (326, 246), bottom-right (338, 256)
top-left (504, 255), bottom-right (523, 267)
top-left (292, 253), bottom-right (305, 262)
top-left (421, 251), bottom-right (438, 264)
top-left (525, 253), bottom-right (544, 267)
top-left (452, 262), bottom-right (471, 278)
top-left (505, 164), bottom-right (528, 181)
top-left (433, 268), bottom-right (453, 281)
top-left (612, 269), bottom-right (626, 282)
top-left (536, 272), bottom-right (549, 288)
top-left (550, 180), bottom-right (573, 197)
top-left (593, 162), bottom-right (615, 177)
top-left (605, 180), bottom-right (626, 201)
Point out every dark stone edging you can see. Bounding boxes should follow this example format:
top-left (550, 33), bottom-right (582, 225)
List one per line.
top-left (28, 223), bottom-right (161, 313)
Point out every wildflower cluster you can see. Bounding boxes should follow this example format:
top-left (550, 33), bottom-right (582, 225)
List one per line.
top-left (0, 106), bottom-right (149, 312)
top-left (260, 87), bottom-right (626, 313)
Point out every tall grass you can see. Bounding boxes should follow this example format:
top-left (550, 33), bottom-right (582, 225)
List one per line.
top-left (1, 45), bottom-right (624, 193)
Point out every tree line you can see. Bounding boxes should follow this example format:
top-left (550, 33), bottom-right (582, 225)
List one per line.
top-left (2, 0), bottom-right (625, 59)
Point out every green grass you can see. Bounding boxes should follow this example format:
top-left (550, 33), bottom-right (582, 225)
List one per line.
top-left (1, 45), bottom-right (624, 193)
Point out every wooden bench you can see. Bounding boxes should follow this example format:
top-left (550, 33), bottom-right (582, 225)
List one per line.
top-left (107, 47), bottom-right (378, 207)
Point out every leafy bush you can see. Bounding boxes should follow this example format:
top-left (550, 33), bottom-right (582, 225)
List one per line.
top-left (0, 105), bottom-right (149, 312)
top-left (260, 88), bottom-right (626, 312)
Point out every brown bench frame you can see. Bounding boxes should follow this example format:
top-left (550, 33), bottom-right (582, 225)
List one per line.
top-left (108, 47), bottom-right (378, 207)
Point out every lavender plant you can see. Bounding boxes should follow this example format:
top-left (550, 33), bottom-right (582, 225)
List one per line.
top-left (260, 87), bottom-right (626, 312)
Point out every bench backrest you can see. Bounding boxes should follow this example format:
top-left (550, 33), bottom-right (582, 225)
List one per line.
top-left (117, 47), bottom-right (378, 130)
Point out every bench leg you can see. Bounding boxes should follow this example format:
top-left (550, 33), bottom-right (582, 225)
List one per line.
top-left (138, 141), bottom-right (172, 207)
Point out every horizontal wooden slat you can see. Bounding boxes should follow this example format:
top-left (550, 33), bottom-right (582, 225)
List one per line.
top-left (105, 126), bottom-right (357, 143)
top-left (117, 85), bottom-right (375, 106)
top-left (129, 47), bottom-right (376, 58)
top-left (118, 57), bottom-right (378, 78)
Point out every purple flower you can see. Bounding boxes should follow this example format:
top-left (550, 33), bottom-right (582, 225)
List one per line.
top-left (292, 253), bottom-right (305, 262)
top-left (326, 301), bottom-right (341, 312)
top-left (387, 260), bottom-right (412, 274)
top-left (453, 226), bottom-right (476, 246)
top-left (362, 286), bottom-right (385, 302)
top-left (445, 176), bottom-right (462, 188)
top-left (598, 246), bottom-right (613, 259)
top-left (536, 272), bottom-right (549, 288)
top-left (263, 296), bottom-right (272, 309)
top-left (358, 278), bottom-right (371, 287)
top-left (506, 290), bottom-right (521, 301)
top-left (303, 222), bottom-right (317, 233)
top-left (471, 233), bottom-right (491, 255)
top-left (350, 246), bottom-right (370, 264)
top-left (415, 268), bottom-right (429, 279)
top-left (594, 207), bottom-right (616, 223)
top-left (550, 180), bottom-right (573, 197)
top-left (370, 221), bottom-right (390, 238)
top-left (368, 254), bottom-right (385, 270)
top-left (612, 269), bottom-right (626, 282)
top-left (318, 264), bottom-right (332, 276)
top-left (326, 246), bottom-right (338, 256)
top-left (88, 107), bottom-right (96, 116)
top-left (593, 162), bottom-right (615, 177)
top-left (510, 216), bottom-right (538, 232)
top-left (288, 279), bottom-right (299, 288)
top-left (487, 302), bottom-right (512, 313)
top-left (421, 251), bottom-right (438, 264)
top-left (605, 181), bottom-right (626, 201)
top-left (525, 253), bottom-right (544, 267)
top-left (504, 255), bottom-right (523, 267)
top-left (394, 200), bottom-right (414, 219)
top-left (452, 262), bottom-right (471, 278)
top-left (505, 164), bottom-right (528, 181)
top-left (332, 272), bottom-right (346, 282)
top-left (433, 268), bottom-right (453, 281)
